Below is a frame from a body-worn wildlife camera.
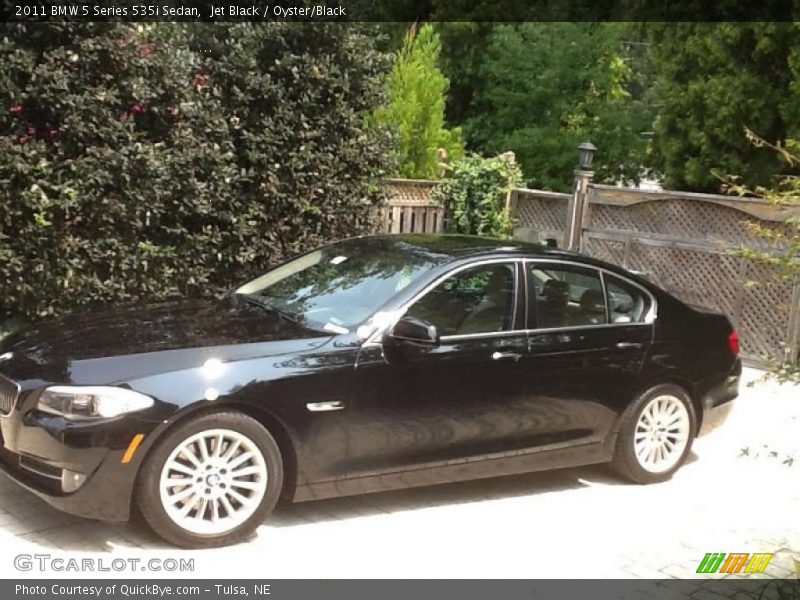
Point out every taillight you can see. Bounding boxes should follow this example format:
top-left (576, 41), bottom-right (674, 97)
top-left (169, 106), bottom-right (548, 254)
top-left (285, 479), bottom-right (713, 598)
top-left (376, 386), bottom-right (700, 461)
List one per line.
top-left (728, 330), bottom-right (740, 356)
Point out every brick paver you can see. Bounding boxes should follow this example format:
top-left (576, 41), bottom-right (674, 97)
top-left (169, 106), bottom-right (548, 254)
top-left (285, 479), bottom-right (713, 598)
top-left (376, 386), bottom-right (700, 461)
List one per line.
top-left (0, 367), bottom-right (796, 580)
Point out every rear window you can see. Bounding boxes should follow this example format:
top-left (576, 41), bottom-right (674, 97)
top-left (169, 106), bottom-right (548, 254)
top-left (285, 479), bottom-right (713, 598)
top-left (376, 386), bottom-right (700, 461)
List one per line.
top-left (605, 273), bottom-right (650, 323)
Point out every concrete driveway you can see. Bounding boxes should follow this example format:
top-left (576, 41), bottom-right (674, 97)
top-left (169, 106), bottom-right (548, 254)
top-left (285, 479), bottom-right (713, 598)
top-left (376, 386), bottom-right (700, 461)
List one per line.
top-left (0, 367), bottom-right (796, 580)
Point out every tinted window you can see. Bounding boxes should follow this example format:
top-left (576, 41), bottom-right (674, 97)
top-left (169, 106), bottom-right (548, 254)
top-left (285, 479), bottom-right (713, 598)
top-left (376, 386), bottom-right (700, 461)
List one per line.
top-left (529, 264), bottom-right (606, 329)
top-left (606, 274), bottom-right (649, 323)
top-left (406, 263), bottom-right (517, 336)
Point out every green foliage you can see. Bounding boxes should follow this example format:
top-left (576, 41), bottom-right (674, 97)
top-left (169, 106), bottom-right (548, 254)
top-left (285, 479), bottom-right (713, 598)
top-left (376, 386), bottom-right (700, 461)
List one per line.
top-left (435, 22), bottom-right (800, 195)
top-left (460, 23), bottom-right (652, 192)
top-left (432, 154), bottom-right (521, 237)
top-left (646, 23), bottom-right (800, 192)
top-left (373, 24), bottom-right (465, 179)
top-left (0, 23), bottom-right (394, 322)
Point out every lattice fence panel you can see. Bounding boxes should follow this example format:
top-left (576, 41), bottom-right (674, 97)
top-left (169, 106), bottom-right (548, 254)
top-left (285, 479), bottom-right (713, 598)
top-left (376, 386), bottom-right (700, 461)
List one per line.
top-left (739, 262), bottom-right (795, 361)
top-left (588, 200), bottom-right (790, 250)
top-left (384, 179), bottom-right (438, 205)
top-left (622, 243), bottom-right (742, 320)
top-left (582, 236), bottom-right (627, 267)
top-left (515, 192), bottom-right (569, 234)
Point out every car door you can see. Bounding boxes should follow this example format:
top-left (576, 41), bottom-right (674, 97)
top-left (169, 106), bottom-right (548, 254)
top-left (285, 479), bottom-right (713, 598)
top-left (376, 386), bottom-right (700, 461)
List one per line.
top-left (346, 260), bottom-right (530, 476)
top-left (516, 260), bottom-right (653, 451)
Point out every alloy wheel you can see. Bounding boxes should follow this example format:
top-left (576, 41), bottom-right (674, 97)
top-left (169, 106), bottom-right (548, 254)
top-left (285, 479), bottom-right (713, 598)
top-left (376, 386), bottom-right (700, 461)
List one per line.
top-left (159, 428), bottom-right (268, 535)
top-left (633, 394), bottom-right (690, 474)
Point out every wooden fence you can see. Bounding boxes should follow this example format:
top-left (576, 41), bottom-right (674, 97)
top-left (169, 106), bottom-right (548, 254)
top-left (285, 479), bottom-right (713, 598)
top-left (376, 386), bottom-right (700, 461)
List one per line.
top-left (382, 179), bottom-right (445, 233)
top-left (384, 177), bottom-right (800, 365)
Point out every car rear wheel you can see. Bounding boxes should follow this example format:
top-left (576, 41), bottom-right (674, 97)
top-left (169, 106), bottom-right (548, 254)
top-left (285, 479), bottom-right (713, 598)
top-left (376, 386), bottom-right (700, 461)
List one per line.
top-left (137, 411), bottom-right (283, 548)
top-left (611, 384), bottom-right (696, 484)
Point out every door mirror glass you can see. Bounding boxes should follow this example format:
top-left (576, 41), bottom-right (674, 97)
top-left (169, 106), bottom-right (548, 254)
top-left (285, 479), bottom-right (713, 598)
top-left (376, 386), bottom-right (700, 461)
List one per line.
top-left (388, 316), bottom-right (440, 346)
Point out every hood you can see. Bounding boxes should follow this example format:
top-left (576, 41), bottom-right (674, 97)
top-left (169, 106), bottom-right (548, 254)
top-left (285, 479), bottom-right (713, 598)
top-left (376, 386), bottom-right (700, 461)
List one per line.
top-left (0, 299), bottom-right (334, 387)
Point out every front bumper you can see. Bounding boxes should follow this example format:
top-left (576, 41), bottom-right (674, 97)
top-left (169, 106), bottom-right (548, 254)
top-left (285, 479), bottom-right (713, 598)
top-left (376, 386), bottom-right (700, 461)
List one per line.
top-left (0, 397), bottom-right (162, 522)
top-left (0, 436), bottom-right (134, 521)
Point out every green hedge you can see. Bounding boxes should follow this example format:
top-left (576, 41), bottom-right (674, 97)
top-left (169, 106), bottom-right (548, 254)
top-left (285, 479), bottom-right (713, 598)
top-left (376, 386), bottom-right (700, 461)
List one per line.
top-left (0, 23), bottom-right (394, 322)
top-left (433, 153), bottom-right (521, 238)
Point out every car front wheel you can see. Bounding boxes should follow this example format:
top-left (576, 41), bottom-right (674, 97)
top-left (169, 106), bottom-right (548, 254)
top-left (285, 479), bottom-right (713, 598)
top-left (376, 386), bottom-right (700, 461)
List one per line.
top-left (611, 384), bottom-right (697, 484)
top-left (137, 411), bottom-right (283, 548)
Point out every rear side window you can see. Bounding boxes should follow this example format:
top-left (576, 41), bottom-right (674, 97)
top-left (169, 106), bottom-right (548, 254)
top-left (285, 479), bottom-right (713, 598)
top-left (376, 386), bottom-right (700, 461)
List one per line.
top-left (605, 273), bottom-right (649, 323)
top-left (528, 264), bottom-right (607, 329)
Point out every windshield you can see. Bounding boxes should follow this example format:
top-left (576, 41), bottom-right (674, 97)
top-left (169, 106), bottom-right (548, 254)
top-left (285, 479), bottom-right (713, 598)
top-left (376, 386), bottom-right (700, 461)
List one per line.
top-left (234, 238), bottom-right (444, 334)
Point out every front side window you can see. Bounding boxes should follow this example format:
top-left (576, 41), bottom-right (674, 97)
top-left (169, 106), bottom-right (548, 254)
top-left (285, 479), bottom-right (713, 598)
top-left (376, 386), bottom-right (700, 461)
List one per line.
top-left (528, 263), bottom-right (607, 329)
top-left (405, 263), bottom-right (517, 336)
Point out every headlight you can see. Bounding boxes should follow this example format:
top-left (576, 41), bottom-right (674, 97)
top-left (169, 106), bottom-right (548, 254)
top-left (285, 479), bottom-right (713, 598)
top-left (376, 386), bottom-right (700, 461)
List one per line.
top-left (38, 386), bottom-right (154, 420)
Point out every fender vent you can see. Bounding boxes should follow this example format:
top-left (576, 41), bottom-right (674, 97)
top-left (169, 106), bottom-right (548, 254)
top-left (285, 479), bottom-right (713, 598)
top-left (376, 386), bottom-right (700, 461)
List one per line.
top-left (0, 375), bottom-right (20, 415)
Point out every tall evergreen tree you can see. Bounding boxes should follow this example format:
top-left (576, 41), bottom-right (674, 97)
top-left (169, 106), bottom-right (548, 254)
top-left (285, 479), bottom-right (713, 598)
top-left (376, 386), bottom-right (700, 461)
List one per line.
top-left (373, 24), bottom-right (464, 179)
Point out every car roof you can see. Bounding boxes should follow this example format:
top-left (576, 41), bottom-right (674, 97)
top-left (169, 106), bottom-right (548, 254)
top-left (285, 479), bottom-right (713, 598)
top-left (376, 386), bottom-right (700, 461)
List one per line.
top-left (345, 233), bottom-right (577, 261)
top-left (339, 234), bottom-right (656, 291)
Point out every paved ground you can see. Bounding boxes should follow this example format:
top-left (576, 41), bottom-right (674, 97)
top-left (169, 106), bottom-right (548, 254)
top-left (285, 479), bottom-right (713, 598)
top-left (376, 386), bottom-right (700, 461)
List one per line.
top-left (0, 367), bottom-right (796, 581)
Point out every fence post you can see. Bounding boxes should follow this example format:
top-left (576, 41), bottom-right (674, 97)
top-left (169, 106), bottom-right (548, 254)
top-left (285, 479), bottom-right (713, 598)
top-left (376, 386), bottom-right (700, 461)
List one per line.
top-left (563, 141), bottom-right (596, 251)
top-left (499, 151), bottom-right (517, 230)
top-left (787, 280), bottom-right (800, 365)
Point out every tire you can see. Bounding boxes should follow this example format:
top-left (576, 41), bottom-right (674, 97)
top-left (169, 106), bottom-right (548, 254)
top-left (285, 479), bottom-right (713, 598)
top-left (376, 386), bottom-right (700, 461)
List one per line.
top-left (611, 383), bottom-right (697, 484)
top-left (136, 411), bottom-right (283, 548)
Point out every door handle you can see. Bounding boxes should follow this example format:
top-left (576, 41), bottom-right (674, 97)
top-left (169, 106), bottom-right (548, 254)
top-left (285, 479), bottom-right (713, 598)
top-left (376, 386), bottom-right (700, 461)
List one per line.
top-left (306, 400), bottom-right (345, 412)
top-left (492, 351), bottom-right (523, 361)
top-left (615, 342), bottom-right (643, 349)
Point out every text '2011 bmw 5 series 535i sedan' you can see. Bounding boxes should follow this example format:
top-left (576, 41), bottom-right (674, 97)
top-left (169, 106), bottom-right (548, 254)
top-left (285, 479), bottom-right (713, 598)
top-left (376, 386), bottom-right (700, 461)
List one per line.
top-left (0, 234), bottom-right (741, 547)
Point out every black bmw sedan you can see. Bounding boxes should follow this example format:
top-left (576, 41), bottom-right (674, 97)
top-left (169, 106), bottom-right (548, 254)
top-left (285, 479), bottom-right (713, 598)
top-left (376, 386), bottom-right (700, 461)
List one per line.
top-left (0, 234), bottom-right (740, 547)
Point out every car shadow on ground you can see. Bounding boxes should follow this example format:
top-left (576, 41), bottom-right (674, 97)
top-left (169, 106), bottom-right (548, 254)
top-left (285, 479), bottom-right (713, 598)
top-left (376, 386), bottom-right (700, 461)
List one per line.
top-left (0, 453), bottom-right (701, 552)
top-left (268, 462), bottom-right (622, 527)
top-left (271, 449), bottom-right (703, 528)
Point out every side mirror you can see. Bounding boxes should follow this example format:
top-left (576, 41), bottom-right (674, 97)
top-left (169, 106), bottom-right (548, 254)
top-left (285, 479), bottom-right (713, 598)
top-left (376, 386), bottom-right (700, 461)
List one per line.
top-left (387, 316), bottom-right (440, 347)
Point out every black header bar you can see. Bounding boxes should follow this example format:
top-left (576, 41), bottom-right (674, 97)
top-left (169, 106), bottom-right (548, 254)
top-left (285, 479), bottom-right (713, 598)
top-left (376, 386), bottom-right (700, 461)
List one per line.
top-left (1, 0), bottom-right (797, 23)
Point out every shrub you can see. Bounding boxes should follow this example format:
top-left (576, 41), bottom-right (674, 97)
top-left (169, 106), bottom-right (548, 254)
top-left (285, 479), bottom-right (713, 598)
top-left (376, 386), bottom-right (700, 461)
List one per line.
top-left (432, 153), bottom-right (522, 238)
top-left (0, 23), bottom-right (394, 322)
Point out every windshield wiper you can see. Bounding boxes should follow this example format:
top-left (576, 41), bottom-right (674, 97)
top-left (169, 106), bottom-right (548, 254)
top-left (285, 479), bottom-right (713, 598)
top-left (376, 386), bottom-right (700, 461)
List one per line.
top-left (235, 293), bottom-right (299, 324)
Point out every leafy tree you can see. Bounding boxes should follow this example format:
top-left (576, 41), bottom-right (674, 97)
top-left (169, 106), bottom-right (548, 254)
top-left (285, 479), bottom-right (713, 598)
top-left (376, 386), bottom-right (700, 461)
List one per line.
top-left (373, 24), bottom-right (465, 179)
top-left (0, 23), bottom-right (393, 323)
top-left (646, 23), bottom-right (800, 192)
top-left (463, 23), bottom-right (652, 192)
